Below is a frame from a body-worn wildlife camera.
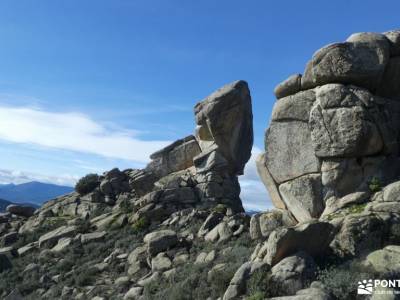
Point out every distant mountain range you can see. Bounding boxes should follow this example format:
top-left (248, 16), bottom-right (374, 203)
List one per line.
top-left (245, 209), bottom-right (261, 216)
top-left (0, 198), bottom-right (40, 213)
top-left (0, 181), bottom-right (74, 206)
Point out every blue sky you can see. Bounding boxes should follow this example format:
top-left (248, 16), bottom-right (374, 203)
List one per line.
top-left (0, 0), bottom-right (399, 210)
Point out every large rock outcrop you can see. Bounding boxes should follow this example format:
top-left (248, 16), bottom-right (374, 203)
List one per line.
top-left (194, 80), bottom-right (253, 176)
top-left (258, 30), bottom-right (400, 223)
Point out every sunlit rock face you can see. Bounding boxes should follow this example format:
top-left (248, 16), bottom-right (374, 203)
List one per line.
top-left (258, 30), bottom-right (400, 222)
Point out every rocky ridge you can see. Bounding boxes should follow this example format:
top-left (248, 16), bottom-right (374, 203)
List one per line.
top-left (1, 30), bottom-right (400, 300)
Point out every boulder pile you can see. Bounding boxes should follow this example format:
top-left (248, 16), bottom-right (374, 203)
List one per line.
top-left (2, 30), bottom-right (400, 300)
top-left (0, 80), bottom-right (255, 299)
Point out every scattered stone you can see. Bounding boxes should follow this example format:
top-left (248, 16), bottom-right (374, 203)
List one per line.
top-left (115, 276), bottom-right (130, 287)
top-left (197, 211), bottom-right (224, 237)
top-left (269, 285), bottom-right (332, 300)
top-left (321, 192), bottom-right (369, 218)
top-left (0, 253), bottom-right (12, 272)
top-left (0, 246), bottom-right (18, 259)
top-left (80, 231), bottom-right (107, 244)
top-left (365, 245), bottom-right (400, 274)
top-left (269, 252), bottom-right (317, 296)
top-left (144, 230), bottom-right (178, 256)
top-left (264, 221), bottom-right (335, 266)
top-left (1, 232), bottom-right (19, 246)
top-left (151, 252), bottom-right (172, 272)
top-left (6, 205), bottom-right (35, 218)
top-left (138, 272), bottom-right (161, 287)
top-left (223, 261), bottom-right (269, 300)
top-left (3, 289), bottom-right (23, 300)
top-left (51, 237), bottom-right (73, 253)
top-left (204, 221), bottom-right (232, 243)
top-left (250, 210), bottom-right (296, 240)
top-left (17, 242), bottom-right (38, 256)
top-left (124, 287), bottom-right (143, 300)
top-left (330, 213), bottom-right (386, 257)
top-left (38, 225), bottom-right (77, 248)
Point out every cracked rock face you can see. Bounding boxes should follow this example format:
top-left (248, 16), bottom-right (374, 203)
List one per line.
top-left (309, 84), bottom-right (384, 158)
top-left (259, 30), bottom-right (400, 223)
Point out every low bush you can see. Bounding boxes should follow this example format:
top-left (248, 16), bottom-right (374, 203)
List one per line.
top-left (132, 217), bottom-right (149, 233)
top-left (75, 173), bottom-right (100, 195)
top-left (246, 268), bottom-right (268, 298)
top-left (317, 261), bottom-right (375, 300)
top-left (73, 267), bottom-right (98, 286)
top-left (246, 292), bottom-right (264, 300)
top-left (368, 177), bottom-right (382, 193)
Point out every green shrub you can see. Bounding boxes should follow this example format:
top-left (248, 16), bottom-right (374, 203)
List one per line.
top-left (132, 217), bottom-right (148, 233)
top-left (75, 173), bottom-right (100, 195)
top-left (368, 177), bottom-right (382, 193)
top-left (246, 268), bottom-right (268, 298)
top-left (246, 292), bottom-right (265, 300)
top-left (347, 203), bottom-right (367, 214)
top-left (73, 267), bottom-right (98, 286)
top-left (119, 199), bottom-right (133, 214)
top-left (317, 262), bottom-right (375, 300)
top-left (56, 257), bottom-right (74, 273)
top-left (212, 204), bottom-right (227, 214)
top-left (75, 218), bottom-right (92, 234)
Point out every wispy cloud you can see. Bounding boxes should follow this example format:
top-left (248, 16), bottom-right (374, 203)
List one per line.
top-left (0, 168), bottom-right (78, 186)
top-left (0, 104), bottom-right (271, 210)
top-left (0, 106), bottom-right (172, 163)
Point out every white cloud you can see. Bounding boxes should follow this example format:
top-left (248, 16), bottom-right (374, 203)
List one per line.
top-left (0, 104), bottom-right (273, 211)
top-left (0, 106), bottom-right (171, 163)
top-left (239, 147), bottom-right (273, 212)
top-left (0, 168), bottom-right (78, 186)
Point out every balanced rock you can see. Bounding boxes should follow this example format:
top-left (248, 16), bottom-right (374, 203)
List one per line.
top-left (194, 80), bottom-right (253, 176)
